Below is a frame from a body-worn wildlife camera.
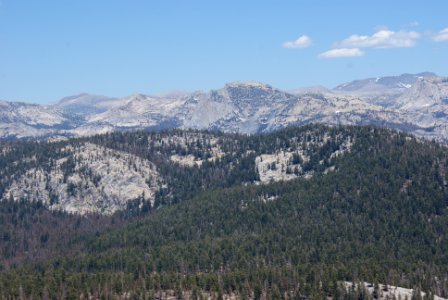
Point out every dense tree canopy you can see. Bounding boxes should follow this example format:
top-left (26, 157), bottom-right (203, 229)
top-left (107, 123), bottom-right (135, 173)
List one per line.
top-left (0, 125), bottom-right (447, 298)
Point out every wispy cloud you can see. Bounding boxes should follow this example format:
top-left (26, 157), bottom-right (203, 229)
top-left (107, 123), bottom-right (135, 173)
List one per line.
top-left (282, 35), bottom-right (312, 49)
top-left (318, 48), bottom-right (364, 58)
top-left (336, 29), bottom-right (420, 49)
top-left (432, 28), bottom-right (448, 42)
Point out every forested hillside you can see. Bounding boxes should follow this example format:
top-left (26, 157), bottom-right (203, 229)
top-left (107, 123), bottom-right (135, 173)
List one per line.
top-left (0, 125), bottom-right (447, 299)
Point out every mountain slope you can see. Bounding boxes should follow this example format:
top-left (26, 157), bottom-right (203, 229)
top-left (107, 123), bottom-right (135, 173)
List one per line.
top-left (80, 126), bottom-right (448, 272)
top-left (56, 93), bottom-right (118, 114)
top-left (4, 142), bottom-right (163, 215)
top-left (333, 72), bottom-right (437, 107)
top-left (334, 72), bottom-right (435, 92)
top-left (0, 126), bottom-right (357, 215)
top-left (0, 100), bottom-right (78, 139)
top-left (0, 125), bottom-right (447, 298)
top-left (396, 76), bottom-right (448, 110)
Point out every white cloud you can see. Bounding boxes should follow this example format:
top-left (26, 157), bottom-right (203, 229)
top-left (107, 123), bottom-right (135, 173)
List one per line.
top-left (282, 35), bottom-right (312, 49)
top-left (318, 48), bottom-right (364, 58)
top-left (432, 28), bottom-right (448, 42)
top-left (336, 29), bottom-right (420, 48)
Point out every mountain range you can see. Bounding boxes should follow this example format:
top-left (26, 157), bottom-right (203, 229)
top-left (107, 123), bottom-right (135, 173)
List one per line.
top-left (2, 72), bottom-right (448, 142)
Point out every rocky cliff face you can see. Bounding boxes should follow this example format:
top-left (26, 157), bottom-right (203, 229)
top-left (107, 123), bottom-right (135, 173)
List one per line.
top-left (4, 143), bottom-right (163, 215)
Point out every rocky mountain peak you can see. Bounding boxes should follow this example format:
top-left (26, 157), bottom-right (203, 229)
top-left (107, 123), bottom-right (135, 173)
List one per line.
top-left (396, 76), bottom-right (448, 110)
top-left (224, 81), bottom-right (273, 90)
top-left (223, 81), bottom-right (293, 108)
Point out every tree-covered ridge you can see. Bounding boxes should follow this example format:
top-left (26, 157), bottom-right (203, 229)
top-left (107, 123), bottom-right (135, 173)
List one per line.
top-left (0, 125), bottom-right (355, 270)
top-left (76, 128), bottom-right (448, 272)
top-left (0, 125), bottom-right (359, 212)
top-left (84, 125), bottom-right (361, 205)
top-left (0, 125), bottom-right (447, 298)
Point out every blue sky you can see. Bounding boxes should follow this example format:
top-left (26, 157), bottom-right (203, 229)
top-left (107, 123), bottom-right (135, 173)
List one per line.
top-left (0, 0), bottom-right (447, 103)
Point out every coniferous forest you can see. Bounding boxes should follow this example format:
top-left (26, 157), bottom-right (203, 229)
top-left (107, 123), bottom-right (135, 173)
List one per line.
top-left (0, 125), bottom-right (447, 299)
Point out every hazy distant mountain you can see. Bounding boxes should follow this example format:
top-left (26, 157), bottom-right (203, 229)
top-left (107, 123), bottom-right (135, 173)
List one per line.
top-left (56, 93), bottom-right (119, 116)
top-left (334, 72), bottom-right (436, 92)
top-left (1, 73), bottom-right (448, 142)
top-left (333, 72), bottom-right (437, 107)
top-left (0, 100), bottom-right (79, 139)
